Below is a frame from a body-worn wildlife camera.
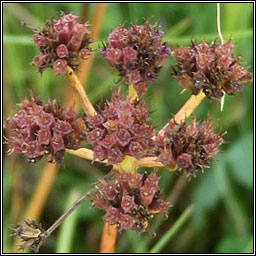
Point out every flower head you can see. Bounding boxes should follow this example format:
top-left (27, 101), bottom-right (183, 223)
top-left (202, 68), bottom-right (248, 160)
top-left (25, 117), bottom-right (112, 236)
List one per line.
top-left (10, 220), bottom-right (45, 253)
top-left (100, 21), bottom-right (171, 96)
top-left (4, 95), bottom-right (86, 163)
top-left (89, 171), bottom-right (170, 232)
top-left (172, 39), bottom-right (252, 99)
top-left (31, 13), bottom-right (92, 74)
top-left (86, 92), bottom-right (156, 164)
top-left (156, 118), bottom-right (224, 177)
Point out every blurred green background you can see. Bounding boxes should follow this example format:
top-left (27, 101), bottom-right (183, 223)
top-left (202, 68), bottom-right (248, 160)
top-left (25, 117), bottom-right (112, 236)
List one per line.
top-left (3, 3), bottom-right (253, 253)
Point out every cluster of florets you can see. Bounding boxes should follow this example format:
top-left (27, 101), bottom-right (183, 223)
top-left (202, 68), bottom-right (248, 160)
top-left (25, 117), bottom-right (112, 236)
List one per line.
top-left (172, 39), bottom-right (252, 99)
top-left (31, 13), bottom-right (92, 75)
top-left (156, 118), bottom-right (224, 177)
top-left (4, 95), bottom-right (86, 163)
top-left (100, 21), bottom-right (171, 95)
top-left (89, 171), bottom-right (170, 232)
top-left (10, 220), bottom-right (45, 253)
top-left (86, 92), bottom-right (156, 164)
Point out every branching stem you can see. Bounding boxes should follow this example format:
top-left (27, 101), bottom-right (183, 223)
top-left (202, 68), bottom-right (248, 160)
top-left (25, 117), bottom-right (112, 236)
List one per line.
top-left (66, 66), bottom-right (96, 117)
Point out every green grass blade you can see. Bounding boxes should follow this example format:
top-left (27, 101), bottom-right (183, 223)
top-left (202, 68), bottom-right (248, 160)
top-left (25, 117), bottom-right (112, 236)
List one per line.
top-left (165, 17), bottom-right (192, 39)
top-left (149, 205), bottom-right (194, 253)
top-left (55, 189), bottom-right (82, 253)
top-left (4, 29), bottom-right (252, 46)
top-left (3, 35), bottom-right (33, 45)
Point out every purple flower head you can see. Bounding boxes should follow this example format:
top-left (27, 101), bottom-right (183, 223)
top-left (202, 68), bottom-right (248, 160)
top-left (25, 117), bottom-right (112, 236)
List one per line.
top-left (89, 171), bottom-right (170, 232)
top-left (100, 21), bottom-right (171, 96)
top-left (31, 13), bottom-right (92, 75)
top-left (156, 118), bottom-right (224, 177)
top-left (86, 92), bottom-right (156, 164)
top-left (172, 39), bottom-right (252, 99)
top-left (4, 94), bottom-right (86, 163)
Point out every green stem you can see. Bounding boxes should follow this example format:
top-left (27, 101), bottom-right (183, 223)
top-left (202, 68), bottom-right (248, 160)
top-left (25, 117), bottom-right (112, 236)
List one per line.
top-left (149, 205), bottom-right (194, 253)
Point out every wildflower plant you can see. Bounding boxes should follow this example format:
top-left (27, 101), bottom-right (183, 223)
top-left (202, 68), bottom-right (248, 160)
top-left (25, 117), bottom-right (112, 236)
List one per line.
top-left (4, 7), bottom-right (252, 254)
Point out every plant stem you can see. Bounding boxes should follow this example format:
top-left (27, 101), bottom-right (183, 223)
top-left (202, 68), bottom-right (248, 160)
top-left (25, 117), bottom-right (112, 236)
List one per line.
top-left (66, 148), bottom-right (94, 161)
top-left (128, 84), bottom-right (139, 102)
top-left (136, 157), bottom-right (165, 169)
top-left (158, 91), bottom-right (205, 137)
top-left (66, 66), bottom-right (96, 117)
top-left (44, 192), bottom-right (88, 237)
top-left (99, 223), bottom-right (118, 253)
top-left (24, 164), bottom-right (59, 220)
top-left (77, 3), bottom-right (106, 87)
top-left (66, 149), bottom-right (169, 170)
top-left (149, 205), bottom-right (194, 253)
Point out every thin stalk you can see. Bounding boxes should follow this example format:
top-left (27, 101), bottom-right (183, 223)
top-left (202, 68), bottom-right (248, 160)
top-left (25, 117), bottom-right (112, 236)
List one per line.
top-left (217, 3), bottom-right (224, 44)
top-left (136, 157), bottom-right (165, 169)
top-left (149, 205), bottom-right (194, 253)
top-left (66, 66), bottom-right (96, 117)
top-left (24, 164), bottom-right (59, 220)
top-left (217, 3), bottom-right (226, 111)
top-left (44, 192), bottom-right (88, 237)
top-left (158, 91), bottom-right (205, 137)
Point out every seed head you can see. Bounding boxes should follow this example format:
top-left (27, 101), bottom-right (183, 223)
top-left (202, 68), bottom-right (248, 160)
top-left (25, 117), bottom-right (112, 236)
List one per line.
top-left (10, 220), bottom-right (45, 253)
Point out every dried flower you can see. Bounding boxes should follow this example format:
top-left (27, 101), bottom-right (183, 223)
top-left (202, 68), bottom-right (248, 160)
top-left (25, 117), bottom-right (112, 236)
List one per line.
top-left (89, 171), bottom-right (170, 232)
top-left (156, 118), bottom-right (224, 177)
top-left (31, 13), bottom-right (92, 74)
top-left (172, 39), bottom-right (252, 99)
top-left (86, 92), bottom-right (156, 164)
top-left (4, 94), bottom-right (86, 163)
top-left (100, 21), bottom-right (171, 95)
top-left (10, 220), bottom-right (45, 252)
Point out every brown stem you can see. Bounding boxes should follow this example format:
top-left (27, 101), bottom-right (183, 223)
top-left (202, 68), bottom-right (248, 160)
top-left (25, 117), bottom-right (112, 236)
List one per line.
top-left (158, 91), bottom-right (205, 137)
top-left (24, 163), bottom-right (59, 220)
top-left (66, 66), bottom-right (96, 117)
top-left (100, 223), bottom-right (118, 253)
top-left (77, 3), bottom-right (106, 87)
top-left (44, 192), bottom-right (88, 237)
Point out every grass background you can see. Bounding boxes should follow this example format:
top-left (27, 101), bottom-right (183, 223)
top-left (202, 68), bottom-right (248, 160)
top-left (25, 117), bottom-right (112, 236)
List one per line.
top-left (3, 2), bottom-right (253, 253)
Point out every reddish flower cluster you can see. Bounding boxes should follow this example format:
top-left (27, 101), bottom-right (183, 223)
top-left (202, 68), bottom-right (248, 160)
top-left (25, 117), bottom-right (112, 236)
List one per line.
top-left (31, 13), bottom-right (92, 75)
top-left (156, 118), bottom-right (224, 176)
top-left (89, 171), bottom-right (170, 232)
top-left (172, 39), bottom-right (252, 99)
top-left (100, 21), bottom-right (171, 95)
top-left (4, 95), bottom-right (86, 163)
top-left (86, 92), bottom-right (156, 164)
